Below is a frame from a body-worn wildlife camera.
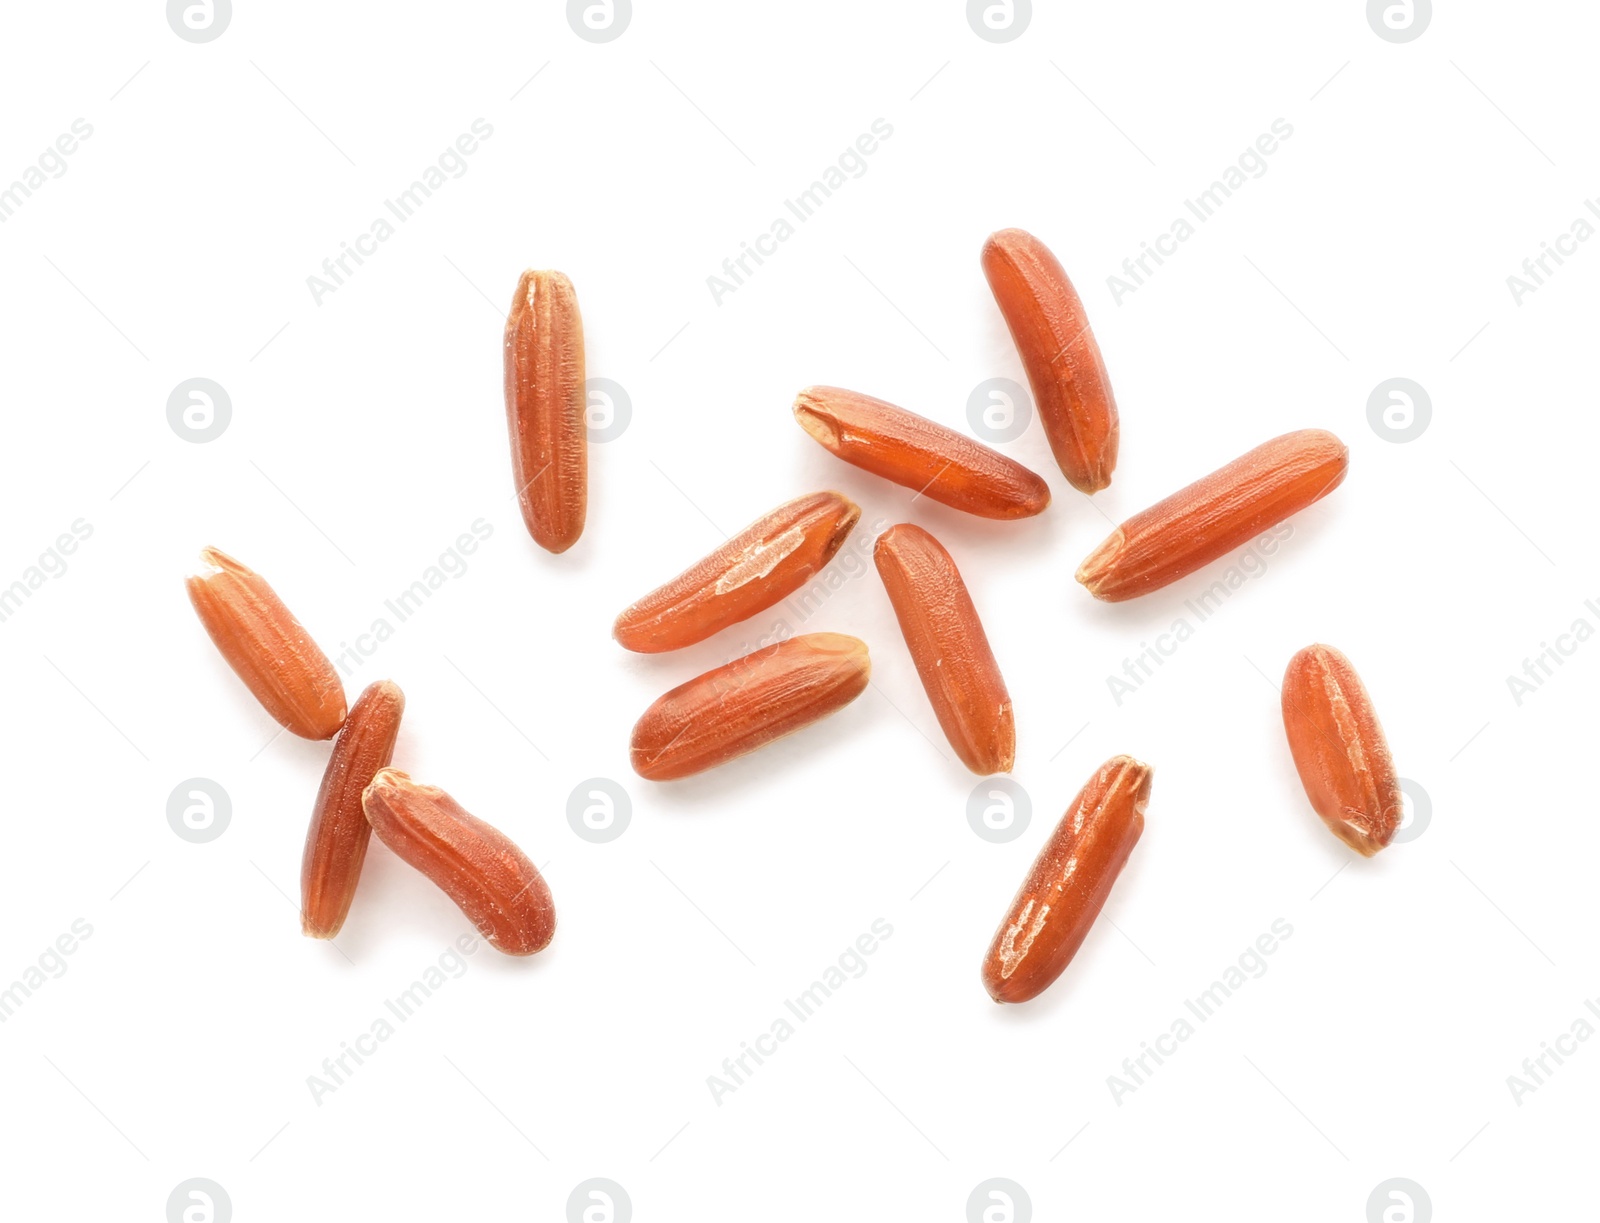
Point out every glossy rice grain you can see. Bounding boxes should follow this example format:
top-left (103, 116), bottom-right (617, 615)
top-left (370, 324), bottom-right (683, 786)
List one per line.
top-left (613, 491), bottom-right (860, 653)
top-left (186, 546), bottom-right (346, 740)
top-left (982, 755), bottom-right (1150, 1004)
top-left (793, 387), bottom-right (1049, 519)
top-left (630, 633), bottom-right (870, 780)
top-left (981, 228), bottom-right (1119, 493)
top-left (1076, 429), bottom-right (1348, 602)
top-left (874, 524), bottom-right (1014, 774)
top-left (362, 770), bottom-right (555, 956)
top-left (301, 680), bottom-right (405, 939)
top-left (1281, 644), bottom-right (1400, 856)
top-left (504, 269), bottom-right (586, 553)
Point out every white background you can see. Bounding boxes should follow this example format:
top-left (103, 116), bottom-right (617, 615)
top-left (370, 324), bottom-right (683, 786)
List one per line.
top-left (0, 2), bottom-right (1591, 1219)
